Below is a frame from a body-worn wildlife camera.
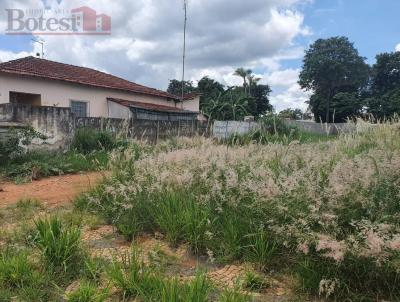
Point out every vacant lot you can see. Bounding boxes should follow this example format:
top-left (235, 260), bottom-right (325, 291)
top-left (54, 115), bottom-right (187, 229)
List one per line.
top-left (0, 123), bottom-right (399, 301)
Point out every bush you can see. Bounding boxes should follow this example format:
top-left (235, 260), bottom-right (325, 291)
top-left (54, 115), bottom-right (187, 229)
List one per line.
top-left (0, 150), bottom-right (109, 182)
top-left (71, 128), bottom-right (116, 154)
top-left (33, 217), bottom-right (83, 276)
top-left (296, 253), bottom-right (400, 300)
top-left (0, 126), bottom-right (46, 162)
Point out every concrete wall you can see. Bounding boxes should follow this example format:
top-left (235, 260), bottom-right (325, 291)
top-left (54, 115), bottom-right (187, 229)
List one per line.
top-left (0, 103), bottom-right (209, 150)
top-left (284, 120), bottom-right (356, 135)
top-left (0, 74), bottom-right (180, 118)
top-left (0, 103), bottom-right (74, 150)
top-left (213, 121), bottom-right (260, 139)
top-left (212, 119), bottom-right (357, 139)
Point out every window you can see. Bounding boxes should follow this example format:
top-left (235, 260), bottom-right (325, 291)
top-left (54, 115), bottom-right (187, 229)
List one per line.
top-left (70, 101), bottom-right (88, 117)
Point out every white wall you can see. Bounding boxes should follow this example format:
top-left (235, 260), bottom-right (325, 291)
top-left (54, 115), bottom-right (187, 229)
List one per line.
top-left (108, 100), bottom-right (132, 119)
top-left (0, 74), bottom-right (176, 118)
top-left (175, 96), bottom-right (200, 112)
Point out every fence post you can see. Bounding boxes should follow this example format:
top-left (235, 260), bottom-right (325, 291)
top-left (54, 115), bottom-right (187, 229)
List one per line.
top-left (156, 120), bottom-right (160, 144)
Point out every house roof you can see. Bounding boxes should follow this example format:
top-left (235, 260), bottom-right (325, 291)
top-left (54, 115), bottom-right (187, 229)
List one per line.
top-left (0, 56), bottom-right (178, 100)
top-left (107, 98), bottom-right (197, 114)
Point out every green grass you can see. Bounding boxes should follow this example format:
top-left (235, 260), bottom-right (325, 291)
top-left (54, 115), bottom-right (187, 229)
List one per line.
top-left (33, 217), bottom-right (84, 279)
top-left (0, 249), bottom-right (51, 301)
top-left (66, 281), bottom-right (109, 302)
top-left (107, 246), bottom-right (212, 301)
top-left (0, 150), bottom-right (109, 182)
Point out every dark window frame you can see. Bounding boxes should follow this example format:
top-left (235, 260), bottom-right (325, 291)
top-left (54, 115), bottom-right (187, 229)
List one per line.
top-left (70, 100), bottom-right (89, 117)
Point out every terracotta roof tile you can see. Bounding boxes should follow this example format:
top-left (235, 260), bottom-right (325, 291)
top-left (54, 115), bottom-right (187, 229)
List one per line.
top-left (0, 56), bottom-right (178, 100)
top-left (107, 97), bottom-right (197, 114)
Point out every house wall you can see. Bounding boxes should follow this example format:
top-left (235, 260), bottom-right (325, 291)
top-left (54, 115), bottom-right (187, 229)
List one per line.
top-left (0, 74), bottom-right (176, 118)
top-left (107, 100), bottom-right (132, 119)
top-left (175, 96), bottom-right (200, 112)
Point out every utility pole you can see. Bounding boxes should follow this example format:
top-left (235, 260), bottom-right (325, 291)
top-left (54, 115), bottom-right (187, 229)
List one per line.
top-left (32, 38), bottom-right (45, 58)
top-left (181, 0), bottom-right (188, 108)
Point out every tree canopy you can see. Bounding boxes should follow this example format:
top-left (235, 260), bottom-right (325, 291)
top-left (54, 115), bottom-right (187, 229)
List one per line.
top-left (168, 70), bottom-right (272, 121)
top-left (167, 80), bottom-right (196, 97)
top-left (299, 36), bottom-right (370, 122)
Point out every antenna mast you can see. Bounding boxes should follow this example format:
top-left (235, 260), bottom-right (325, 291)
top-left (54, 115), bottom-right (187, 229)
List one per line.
top-left (181, 0), bottom-right (188, 106)
top-left (32, 38), bottom-right (45, 58)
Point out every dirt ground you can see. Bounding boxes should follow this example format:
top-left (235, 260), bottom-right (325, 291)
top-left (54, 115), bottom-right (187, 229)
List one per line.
top-left (0, 172), bottom-right (105, 208)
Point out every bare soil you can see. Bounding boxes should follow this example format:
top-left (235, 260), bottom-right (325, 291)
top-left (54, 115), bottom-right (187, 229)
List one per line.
top-left (0, 172), bottom-right (104, 208)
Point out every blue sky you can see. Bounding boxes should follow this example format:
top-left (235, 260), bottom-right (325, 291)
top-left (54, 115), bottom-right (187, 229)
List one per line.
top-left (0, 0), bottom-right (399, 111)
top-left (302, 0), bottom-right (400, 64)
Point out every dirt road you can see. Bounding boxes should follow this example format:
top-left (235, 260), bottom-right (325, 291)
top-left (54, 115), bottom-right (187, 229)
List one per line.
top-left (0, 172), bottom-right (105, 208)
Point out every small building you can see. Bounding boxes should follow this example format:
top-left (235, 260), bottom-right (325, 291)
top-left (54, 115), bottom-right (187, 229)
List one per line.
top-left (0, 56), bottom-right (199, 120)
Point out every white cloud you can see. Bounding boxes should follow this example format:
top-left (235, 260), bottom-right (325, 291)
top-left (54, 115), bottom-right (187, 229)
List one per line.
top-left (396, 44), bottom-right (400, 52)
top-left (0, 0), bottom-right (311, 110)
top-left (0, 50), bottom-right (33, 62)
top-left (263, 68), bottom-right (300, 87)
top-left (270, 83), bottom-right (311, 112)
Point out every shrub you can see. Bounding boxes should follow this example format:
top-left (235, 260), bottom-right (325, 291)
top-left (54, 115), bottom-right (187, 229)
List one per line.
top-left (33, 217), bottom-right (82, 275)
top-left (71, 128), bottom-right (116, 154)
top-left (1, 150), bottom-right (108, 182)
top-left (296, 253), bottom-right (400, 300)
top-left (0, 126), bottom-right (46, 162)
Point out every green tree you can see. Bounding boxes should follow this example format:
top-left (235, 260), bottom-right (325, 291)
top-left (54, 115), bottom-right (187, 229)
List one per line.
top-left (197, 76), bottom-right (224, 108)
top-left (366, 88), bottom-right (400, 120)
top-left (203, 88), bottom-right (252, 121)
top-left (167, 79), bottom-right (196, 97)
top-left (366, 52), bottom-right (400, 119)
top-left (279, 108), bottom-right (303, 120)
top-left (371, 52), bottom-right (400, 95)
top-left (249, 84), bottom-right (273, 116)
top-left (299, 36), bottom-right (370, 122)
top-left (234, 68), bottom-right (252, 95)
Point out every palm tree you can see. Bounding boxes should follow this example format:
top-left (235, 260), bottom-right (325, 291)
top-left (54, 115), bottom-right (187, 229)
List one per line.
top-left (234, 68), bottom-right (257, 96)
top-left (234, 68), bottom-right (249, 93)
top-left (247, 74), bottom-right (261, 96)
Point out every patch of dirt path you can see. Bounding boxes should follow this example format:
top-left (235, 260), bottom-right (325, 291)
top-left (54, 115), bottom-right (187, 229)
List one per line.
top-left (0, 172), bottom-right (104, 208)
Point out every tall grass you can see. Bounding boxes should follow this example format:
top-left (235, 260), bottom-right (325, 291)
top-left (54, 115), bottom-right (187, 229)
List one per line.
top-left (78, 122), bottom-right (400, 301)
top-left (34, 217), bottom-right (83, 275)
top-left (0, 249), bottom-right (49, 301)
top-left (107, 246), bottom-right (212, 301)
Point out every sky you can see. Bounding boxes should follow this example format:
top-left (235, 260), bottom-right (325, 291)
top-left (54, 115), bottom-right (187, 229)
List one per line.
top-left (0, 0), bottom-right (399, 112)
